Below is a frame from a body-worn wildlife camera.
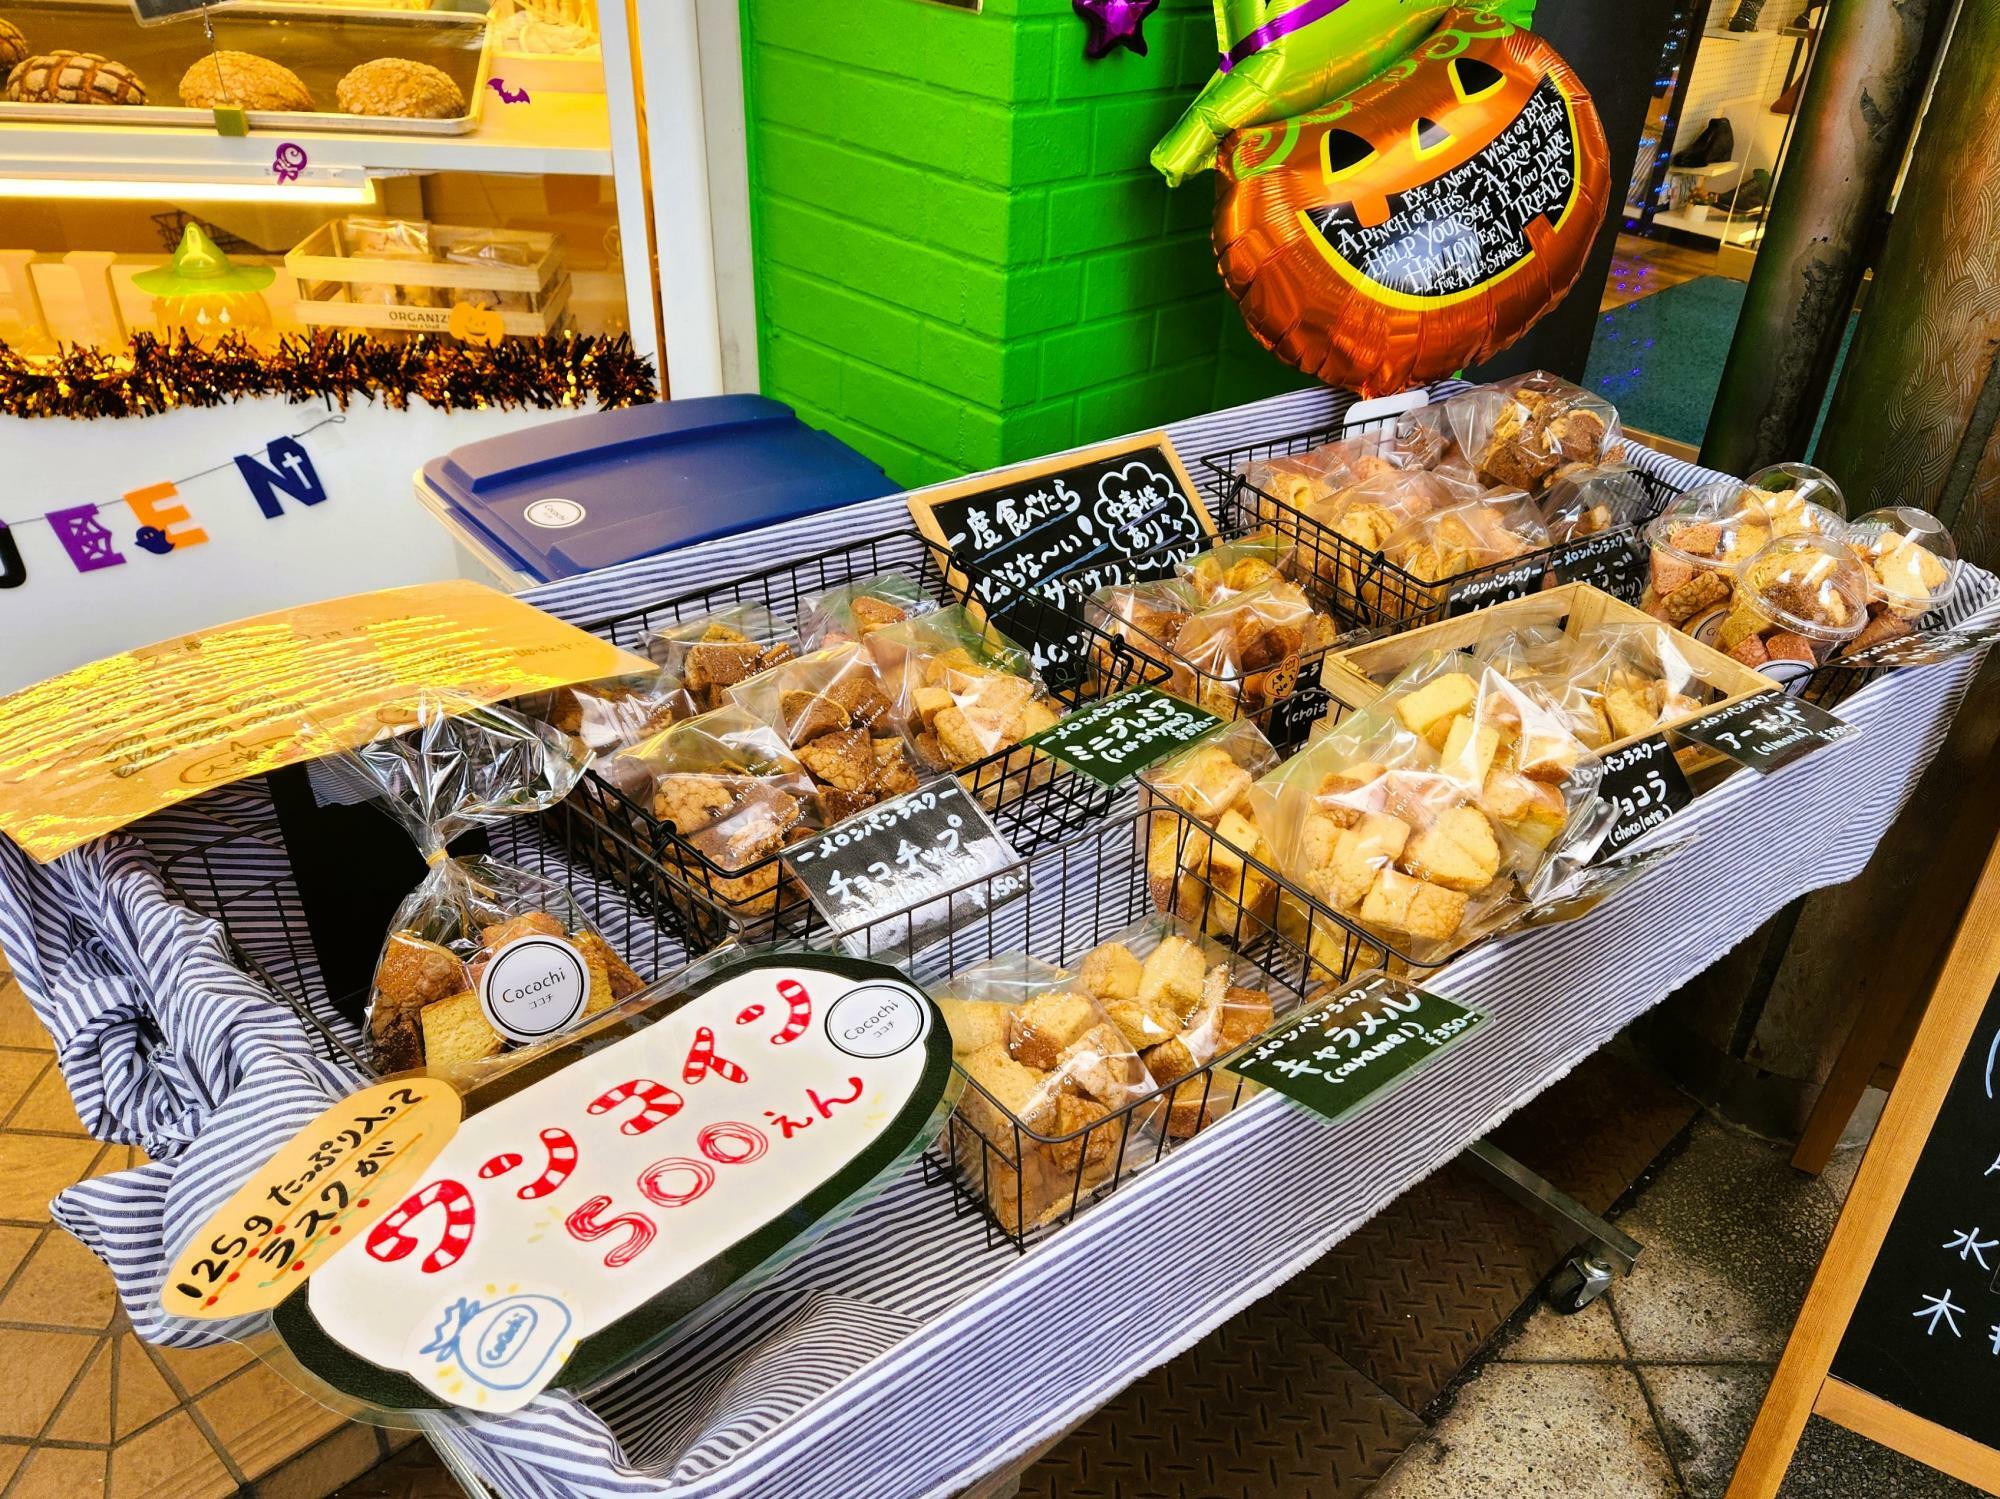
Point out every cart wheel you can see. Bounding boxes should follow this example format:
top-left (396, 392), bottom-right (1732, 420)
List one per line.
top-left (1545, 1253), bottom-right (1614, 1315)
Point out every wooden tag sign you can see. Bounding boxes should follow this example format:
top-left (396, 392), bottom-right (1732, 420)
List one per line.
top-left (906, 433), bottom-right (1215, 681)
top-left (1727, 828), bottom-right (2000, 1496)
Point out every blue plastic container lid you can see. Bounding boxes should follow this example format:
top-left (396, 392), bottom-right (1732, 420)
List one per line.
top-left (418, 395), bottom-right (898, 584)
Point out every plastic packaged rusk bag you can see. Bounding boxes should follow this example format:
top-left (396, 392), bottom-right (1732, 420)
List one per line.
top-left (1539, 463), bottom-right (1654, 543)
top-left (641, 602), bottom-right (800, 713)
top-left (1178, 531), bottom-right (1295, 604)
top-left (157, 945), bottom-right (956, 1425)
top-left (348, 695), bottom-right (648, 1076)
top-left (601, 703), bottom-right (820, 916)
top-left (866, 606), bottom-right (1059, 780)
top-left (515, 670), bottom-right (691, 758)
top-left (798, 570), bottom-right (939, 649)
top-left (1442, 371), bottom-right (1622, 496)
top-left (724, 641), bottom-right (929, 820)
top-left (1248, 652), bottom-right (1607, 969)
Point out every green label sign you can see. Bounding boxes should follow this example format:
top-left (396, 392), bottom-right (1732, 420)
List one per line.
top-left (1233, 974), bottom-right (1483, 1122)
top-left (1021, 686), bottom-right (1225, 788)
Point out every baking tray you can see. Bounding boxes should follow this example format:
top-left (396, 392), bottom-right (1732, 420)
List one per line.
top-left (0, 0), bottom-right (488, 135)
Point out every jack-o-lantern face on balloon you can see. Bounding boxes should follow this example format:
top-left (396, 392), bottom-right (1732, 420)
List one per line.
top-left (1215, 9), bottom-right (1610, 396)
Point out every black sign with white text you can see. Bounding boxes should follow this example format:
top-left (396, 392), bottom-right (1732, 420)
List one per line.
top-left (785, 780), bottom-right (1022, 961)
top-left (1444, 529), bottom-right (1650, 617)
top-left (1021, 686), bottom-right (1224, 789)
top-left (1596, 734), bottom-right (1694, 857)
top-left (1674, 690), bottom-right (1859, 774)
top-left (915, 439), bottom-right (1210, 684)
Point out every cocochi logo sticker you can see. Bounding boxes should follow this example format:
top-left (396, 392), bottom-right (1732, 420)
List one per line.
top-left (480, 934), bottom-right (589, 1043)
top-left (269, 952), bottom-right (950, 1415)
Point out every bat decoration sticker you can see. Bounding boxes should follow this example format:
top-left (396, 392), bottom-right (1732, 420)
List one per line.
top-left (1156, 2), bottom-right (1611, 398)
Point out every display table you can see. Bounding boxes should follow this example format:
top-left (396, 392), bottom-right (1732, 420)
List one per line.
top-left (1, 384), bottom-right (1990, 1499)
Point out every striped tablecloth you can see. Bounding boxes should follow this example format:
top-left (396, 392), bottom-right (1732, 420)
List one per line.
top-left (2, 384), bottom-right (1991, 1499)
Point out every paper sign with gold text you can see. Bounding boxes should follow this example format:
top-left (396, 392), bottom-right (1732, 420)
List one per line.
top-left (0, 580), bottom-right (652, 861)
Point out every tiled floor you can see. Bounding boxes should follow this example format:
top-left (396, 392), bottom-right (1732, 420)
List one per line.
top-left (1371, 1120), bottom-right (1983, 1498)
top-left (0, 962), bottom-right (412, 1499)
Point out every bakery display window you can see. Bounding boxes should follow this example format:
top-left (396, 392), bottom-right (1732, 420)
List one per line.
top-left (0, 0), bottom-right (654, 361)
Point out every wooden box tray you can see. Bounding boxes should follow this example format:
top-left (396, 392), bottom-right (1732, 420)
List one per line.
top-left (286, 220), bottom-right (569, 337)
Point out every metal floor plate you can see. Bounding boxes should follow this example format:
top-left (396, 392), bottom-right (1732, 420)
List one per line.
top-left (1019, 1294), bottom-right (1425, 1499)
top-left (1022, 1053), bottom-right (1700, 1497)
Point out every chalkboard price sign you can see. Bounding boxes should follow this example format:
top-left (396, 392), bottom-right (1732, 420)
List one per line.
top-left (1839, 617), bottom-right (2000, 672)
top-left (1020, 686), bottom-right (1224, 789)
top-left (1444, 529), bottom-right (1650, 617)
top-left (1550, 529), bottom-right (1650, 601)
top-left (1269, 660), bottom-right (1333, 751)
top-left (907, 434), bottom-right (1215, 680)
top-left (786, 779), bottom-right (1023, 961)
top-left (1233, 973), bottom-right (1483, 1123)
top-left (1595, 734), bottom-right (1693, 857)
top-left (1674, 689), bottom-right (1859, 774)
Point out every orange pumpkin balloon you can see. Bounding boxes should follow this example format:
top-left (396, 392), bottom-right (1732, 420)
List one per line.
top-left (1214, 9), bottom-right (1610, 397)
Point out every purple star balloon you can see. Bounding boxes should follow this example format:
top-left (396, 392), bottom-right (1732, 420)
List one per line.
top-left (1073, 0), bottom-right (1159, 60)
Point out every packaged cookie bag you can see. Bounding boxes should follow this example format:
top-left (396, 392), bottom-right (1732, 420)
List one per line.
top-left (600, 704), bottom-right (821, 919)
top-left (350, 696), bottom-right (647, 1077)
top-left (725, 640), bottom-right (928, 821)
top-left (865, 606), bottom-right (1059, 797)
top-left (641, 602), bottom-right (799, 713)
top-left (513, 670), bottom-right (690, 760)
top-left (797, 571), bottom-right (939, 649)
top-left (1250, 653), bottom-right (1605, 970)
top-left (1443, 373), bottom-right (1621, 496)
top-left (1539, 463), bottom-right (1654, 543)
top-left (936, 953), bottom-right (1163, 1234)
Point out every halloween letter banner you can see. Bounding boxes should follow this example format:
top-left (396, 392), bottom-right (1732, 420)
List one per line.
top-left (0, 416), bottom-right (339, 592)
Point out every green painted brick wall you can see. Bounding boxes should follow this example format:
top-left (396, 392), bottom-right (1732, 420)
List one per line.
top-left (739, 0), bottom-right (1311, 488)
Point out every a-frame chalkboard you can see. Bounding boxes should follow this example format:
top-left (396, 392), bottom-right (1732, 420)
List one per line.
top-left (906, 432), bottom-right (1215, 685)
top-left (1728, 828), bottom-right (2000, 1497)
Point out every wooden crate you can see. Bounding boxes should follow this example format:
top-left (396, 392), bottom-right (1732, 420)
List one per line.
top-left (286, 221), bottom-right (570, 339)
top-left (1319, 582), bottom-right (1776, 773)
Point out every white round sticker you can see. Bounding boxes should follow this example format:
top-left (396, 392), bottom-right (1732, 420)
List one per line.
top-left (479, 935), bottom-right (589, 1043)
top-left (523, 498), bottom-right (586, 530)
top-left (824, 983), bottom-right (929, 1059)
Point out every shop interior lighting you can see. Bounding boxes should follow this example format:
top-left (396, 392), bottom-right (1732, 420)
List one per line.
top-left (0, 175), bottom-right (379, 205)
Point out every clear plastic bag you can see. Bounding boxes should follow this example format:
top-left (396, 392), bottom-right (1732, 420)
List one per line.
top-left (1068, 916), bottom-right (1274, 1139)
top-left (867, 606), bottom-right (1058, 784)
top-left (1475, 619), bottom-right (1719, 748)
top-left (1249, 652), bottom-right (1605, 969)
top-left (515, 671), bottom-right (691, 759)
top-left (1379, 492), bottom-right (1548, 598)
top-left (1539, 463), bottom-right (1653, 543)
top-left (640, 603), bottom-right (800, 713)
top-left (1179, 531), bottom-right (1296, 604)
top-left (350, 695), bottom-right (645, 1075)
top-left (1442, 371), bottom-right (1622, 495)
top-left (938, 952), bottom-right (1161, 1235)
top-left (342, 216), bottom-right (438, 308)
top-left (724, 641), bottom-right (926, 822)
top-left (602, 703), bottom-right (820, 916)
top-left (798, 571), bottom-right (940, 650)
top-left (1138, 721), bottom-right (1283, 941)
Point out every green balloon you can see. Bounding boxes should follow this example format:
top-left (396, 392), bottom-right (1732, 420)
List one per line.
top-left (1152, 0), bottom-right (1537, 187)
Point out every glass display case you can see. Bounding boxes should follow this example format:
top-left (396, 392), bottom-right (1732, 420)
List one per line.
top-left (0, 0), bottom-right (661, 364)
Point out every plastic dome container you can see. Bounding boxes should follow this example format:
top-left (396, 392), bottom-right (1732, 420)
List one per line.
top-left (1639, 480), bottom-right (1834, 626)
top-left (1719, 534), bottom-right (1871, 672)
top-left (1746, 461), bottom-right (1847, 520)
top-left (1844, 505), bottom-right (1959, 619)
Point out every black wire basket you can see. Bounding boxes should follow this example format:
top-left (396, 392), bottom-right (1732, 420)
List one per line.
top-left (1198, 419), bottom-right (1680, 629)
top-left (881, 800), bottom-right (1393, 1250)
top-left (560, 528), bottom-right (1167, 953)
top-left (152, 785), bottom-right (705, 1076)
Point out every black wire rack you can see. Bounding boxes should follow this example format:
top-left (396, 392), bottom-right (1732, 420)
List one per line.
top-left (562, 528), bottom-right (1166, 953)
top-left (1197, 419), bottom-right (1679, 629)
top-left (880, 800), bottom-right (1392, 1251)
top-left (152, 787), bottom-right (705, 1078)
